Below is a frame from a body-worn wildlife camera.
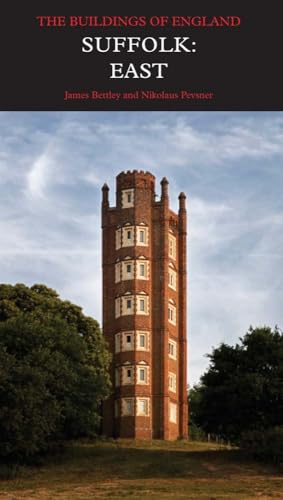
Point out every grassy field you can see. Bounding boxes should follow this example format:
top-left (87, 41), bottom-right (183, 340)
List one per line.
top-left (0, 439), bottom-right (282, 499)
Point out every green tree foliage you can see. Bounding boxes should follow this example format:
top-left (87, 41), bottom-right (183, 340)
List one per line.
top-left (241, 426), bottom-right (283, 465)
top-left (0, 284), bottom-right (111, 463)
top-left (189, 326), bottom-right (283, 443)
top-left (188, 385), bottom-right (206, 440)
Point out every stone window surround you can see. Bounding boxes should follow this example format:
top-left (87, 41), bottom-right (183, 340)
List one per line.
top-left (115, 224), bottom-right (149, 249)
top-left (115, 330), bottom-right (150, 353)
top-left (115, 257), bottom-right (150, 283)
top-left (115, 293), bottom-right (150, 317)
top-left (168, 301), bottom-right (177, 325)
top-left (168, 233), bottom-right (177, 260)
top-left (168, 264), bottom-right (177, 290)
top-left (169, 371), bottom-right (177, 393)
top-left (118, 397), bottom-right (150, 417)
top-left (121, 188), bottom-right (135, 208)
top-left (169, 338), bottom-right (177, 360)
top-left (169, 401), bottom-right (177, 423)
top-left (115, 362), bottom-right (150, 386)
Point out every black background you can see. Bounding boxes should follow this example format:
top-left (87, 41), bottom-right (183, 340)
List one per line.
top-left (0, 1), bottom-right (282, 110)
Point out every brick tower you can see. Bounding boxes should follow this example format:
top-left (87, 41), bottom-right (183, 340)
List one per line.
top-left (102, 170), bottom-right (188, 440)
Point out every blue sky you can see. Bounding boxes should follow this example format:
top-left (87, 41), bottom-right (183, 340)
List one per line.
top-left (1, 111), bottom-right (283, 385)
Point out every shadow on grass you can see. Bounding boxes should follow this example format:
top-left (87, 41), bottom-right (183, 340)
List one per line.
top-left (44, 442), bottom-right (279, 482)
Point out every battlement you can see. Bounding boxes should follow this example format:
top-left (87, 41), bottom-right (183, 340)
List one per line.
top-left (117, 169), bottom-right (155, 177)
top-left (116, 170), bottom-right (156, 192)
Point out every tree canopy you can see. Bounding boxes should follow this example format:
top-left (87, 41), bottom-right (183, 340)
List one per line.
top-left (189, 326), bottom-right (283, 443)
top-left (0, 283), bottom-right (111, 463)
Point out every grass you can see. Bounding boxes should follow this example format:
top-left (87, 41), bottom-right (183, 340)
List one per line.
top-left (0, 439), bottom-right (283, 499)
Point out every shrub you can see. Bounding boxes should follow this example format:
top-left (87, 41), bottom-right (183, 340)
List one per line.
top-left (241, 426), bottom-right (283, 466)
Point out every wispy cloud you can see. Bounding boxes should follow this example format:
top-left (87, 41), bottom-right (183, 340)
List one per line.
top-left (27, 152), bottom-right (53, 198)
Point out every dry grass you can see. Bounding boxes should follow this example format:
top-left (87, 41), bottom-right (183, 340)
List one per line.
top-left (0, 439), bottom-right (282, 499)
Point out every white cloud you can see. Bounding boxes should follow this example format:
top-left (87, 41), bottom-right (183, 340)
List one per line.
top-left (188, 190), bottom-right (283, 384)
top-left (27, 153), bottom-right (52, 198)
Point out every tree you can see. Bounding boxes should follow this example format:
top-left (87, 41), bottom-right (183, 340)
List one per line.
top-left (188, 385), bottom-right (206, 441)
top-left (189, 326), bottom-right (283, 443)
top-left (0, 284), bottom-right (111, 463)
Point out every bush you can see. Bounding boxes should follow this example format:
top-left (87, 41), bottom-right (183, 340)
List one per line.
top-left (189, 422), bottom-right (206, 441)
top-left (0, 464), bottom-right (19, 480)
top-left (241, 426), bottom-right (283, 466)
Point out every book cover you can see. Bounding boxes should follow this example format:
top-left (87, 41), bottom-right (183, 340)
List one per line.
top-left (1, 1), bottom-right (282, 497)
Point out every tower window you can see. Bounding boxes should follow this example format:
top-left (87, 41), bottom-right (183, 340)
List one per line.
top-left (168, 304), bottom-right (177, 325)
top-left (169, 234), bottom-right (176, 260)
top-left (122, 260), bottom-right (134, 280)
top-left (137, 398), bottom-right (149, 416)
top-left (126, 399), bottom-right (133, 414)
top-left (139, 399), bottom-right (146, 412)
top-left (125, 367), bottom-right (133, 383)
top-left (121, 331), bottom-right (134, 351)
top-left (169, 339), bottom-right (177, 360)
top-left (169, 402), bottom-right (177, 423)
top-left (137, 226), bottom-right (148, 247)
top-left (137, 366), bottom-right (149, 385)
top-left (137, 295), bottom-right (149, 315)
top-left (168, 267), bottom-right (177, 290)
top-left (122, 366), bottom-right (134, 384)
top-left (169, 372), bottom-right (177, 393)
top-left (137, 260), bottom-right (149, 280)
top-left (121, 295), bottom-right (134, 315)
top-left (136, 331), bottom-right (149, 351)
top-left (122, 398), bottom-right (134, 416)
top-left (122, 226), bottom-right (134, 247)
top-left (122, 189), bottom-right (134, 208)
